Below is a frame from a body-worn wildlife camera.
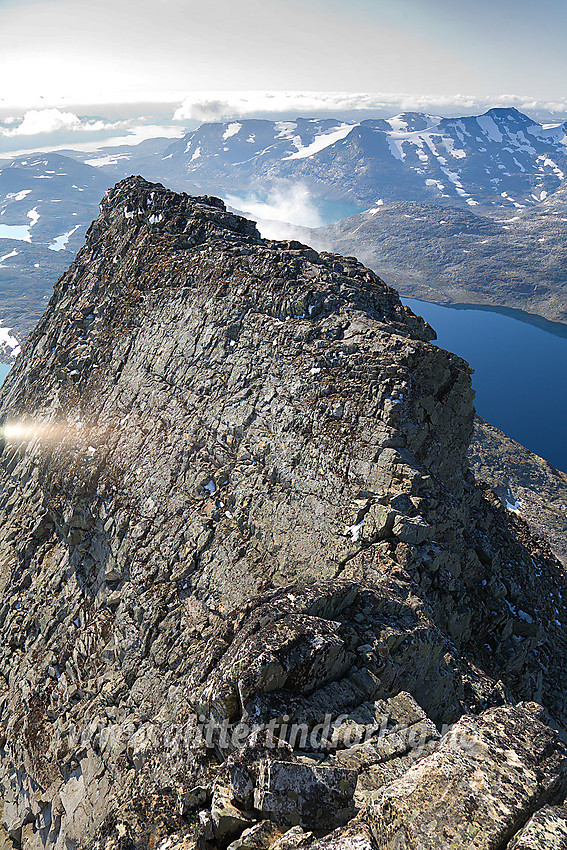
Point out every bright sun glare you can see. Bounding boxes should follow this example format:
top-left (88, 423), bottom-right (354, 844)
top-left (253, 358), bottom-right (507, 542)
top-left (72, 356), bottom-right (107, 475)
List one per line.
top-left (0, 420), bottom-right (96, 448)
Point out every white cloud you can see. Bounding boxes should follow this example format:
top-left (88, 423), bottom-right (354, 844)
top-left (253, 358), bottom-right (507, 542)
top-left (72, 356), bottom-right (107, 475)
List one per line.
top-left (173, 91), bottom-right (567, 123)
top-left (224, 184), bottom-right (324, 238)
top-left (174, 92), bottom-right (384, 122)
top-left (15, 108), bottom-right (82, 135)
top-left (1, 108), bottom-right (116, 137)
top-left (0, 122), bottom-right (185, 159)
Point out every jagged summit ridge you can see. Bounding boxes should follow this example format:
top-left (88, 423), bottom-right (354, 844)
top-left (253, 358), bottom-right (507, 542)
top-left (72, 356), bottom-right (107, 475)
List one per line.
top-left (2, 177), bottom-right (448, 595)
top-left (94, 175), bottom-right (257, 241)
top-left (0, 178), bottom-right (565, 850)
top-left (80, 176), bottom-right (431, 334)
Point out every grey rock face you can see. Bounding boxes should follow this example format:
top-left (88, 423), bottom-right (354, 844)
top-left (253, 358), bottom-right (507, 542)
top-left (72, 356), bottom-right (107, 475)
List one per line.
top-left (469, 415), bottom-right (567, 567)
top-left (254, 761), bottom-right (357, 829)
top-left (0, 177), bottom-right (565, 849)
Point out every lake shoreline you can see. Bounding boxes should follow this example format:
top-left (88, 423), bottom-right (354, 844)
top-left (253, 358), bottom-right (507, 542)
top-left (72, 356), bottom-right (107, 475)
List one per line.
top-left (403, 295), bottom-right (567, 339)
top-left (1, 295), bottom-right (565, 473)
top-left (402, 297), bottom-right (567, 474)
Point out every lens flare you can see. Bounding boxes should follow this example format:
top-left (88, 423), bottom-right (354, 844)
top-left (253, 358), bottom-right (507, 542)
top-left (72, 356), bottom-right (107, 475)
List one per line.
top-left (1, 420), bottom-right (91, 446)
top-left (2, 422), bottom-right (42, 442)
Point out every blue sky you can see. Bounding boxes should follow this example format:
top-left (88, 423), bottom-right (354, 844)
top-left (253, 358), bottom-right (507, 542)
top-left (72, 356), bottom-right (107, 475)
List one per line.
top-left (1, 0), bottom-right (565, 107)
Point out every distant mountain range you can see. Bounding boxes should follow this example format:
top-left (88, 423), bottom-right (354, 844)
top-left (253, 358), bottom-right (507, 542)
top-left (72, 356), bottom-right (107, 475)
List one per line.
top-left (1, 107), bottom-right (567, 357)
top-left (157, 108), bottom-right (567, 209)
top-left (0, 152), bottom-right (109, 357)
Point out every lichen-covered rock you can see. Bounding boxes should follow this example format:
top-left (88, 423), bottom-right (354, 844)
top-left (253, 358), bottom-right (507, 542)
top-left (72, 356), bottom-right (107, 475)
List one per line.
top-left (210, 784), bottom-right (255, 841)
top-left (254, 761), bottom-right (357, 829)
top-left (226, 820), bottom-right (283, 850)
top-left (228, 732), bottom-right (295, 809)
top-left (155, 827), bottom-right (207, 850)
top-left (366, 703), bottom-right (567, 848)
top-left (507, 804), bottom-right (567, 849)
top-left (307, 820), bottom-right (379, 850)
top-left (270, 826), bottom-right (314, 850)
top-left (87, 790), bottom-right (197, 850)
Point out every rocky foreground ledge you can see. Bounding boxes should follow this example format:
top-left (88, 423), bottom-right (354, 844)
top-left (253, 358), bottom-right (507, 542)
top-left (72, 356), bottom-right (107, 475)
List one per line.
top-left (0, 177), bottom-right (566, 849)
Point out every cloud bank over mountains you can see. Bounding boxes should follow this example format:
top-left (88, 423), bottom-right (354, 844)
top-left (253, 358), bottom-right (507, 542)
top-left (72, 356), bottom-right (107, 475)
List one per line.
top-left (3, 91), bottom-right (567, 158)
top-left (0, 108), bottom-right (184, 158)
top-left (173, 91), bottom-right (567, 123)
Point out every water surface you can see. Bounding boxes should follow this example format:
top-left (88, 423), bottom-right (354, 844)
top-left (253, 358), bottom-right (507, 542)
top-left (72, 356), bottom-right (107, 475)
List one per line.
top-left (403, 298), bottom-right (567, 473)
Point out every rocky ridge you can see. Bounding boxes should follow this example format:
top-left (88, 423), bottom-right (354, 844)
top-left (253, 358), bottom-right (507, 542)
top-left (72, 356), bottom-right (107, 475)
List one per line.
top-left (0, 177), bottom-right (565, 849)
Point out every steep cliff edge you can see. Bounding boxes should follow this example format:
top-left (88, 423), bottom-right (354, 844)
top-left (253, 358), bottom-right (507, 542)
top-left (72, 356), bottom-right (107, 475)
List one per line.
top-left (469, 416), bottom-right (567, 568)
top-left (0, 177), bottom-right (566, 850)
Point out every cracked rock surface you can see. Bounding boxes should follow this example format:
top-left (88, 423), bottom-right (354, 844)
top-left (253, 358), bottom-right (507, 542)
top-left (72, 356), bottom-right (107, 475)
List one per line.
top-left (0, 177), bottom-right (566, 850)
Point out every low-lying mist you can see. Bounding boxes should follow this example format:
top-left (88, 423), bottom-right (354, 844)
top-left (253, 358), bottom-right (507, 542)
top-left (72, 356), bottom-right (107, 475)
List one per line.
top-left (224, 183), bottom-right (323, 239)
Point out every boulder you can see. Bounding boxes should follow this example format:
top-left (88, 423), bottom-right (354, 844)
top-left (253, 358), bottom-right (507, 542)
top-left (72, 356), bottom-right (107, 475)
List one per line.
top-left (227, 820), bottom-right (283, 850)
top-left (270, 826), bottom-right (314, 850)
top-left (507, 805), bottom-right (567, 849)
top-left (367, 703), bottom-right (567, 848)
top-left (211, 783), bottom-right (255, 841)
top-left (254, 761), bottom-right (357, 829)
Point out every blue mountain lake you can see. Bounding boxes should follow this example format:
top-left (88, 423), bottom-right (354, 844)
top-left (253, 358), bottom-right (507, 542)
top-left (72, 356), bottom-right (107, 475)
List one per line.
top-left (403, 298), bottom-right (567, 473)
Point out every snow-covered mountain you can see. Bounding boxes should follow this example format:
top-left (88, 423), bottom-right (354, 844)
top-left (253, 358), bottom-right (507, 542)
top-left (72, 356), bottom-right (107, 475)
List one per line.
top-left (159, 108), bottom-right (567, 209)
top-left (60, 136), bottom-right (191, 190)
top-left (0, 151), bottom-right (107, 247)
top-left (2, 106), bottom-right (567, 360)
top-left (0, 153), bottom-right (109, 356)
